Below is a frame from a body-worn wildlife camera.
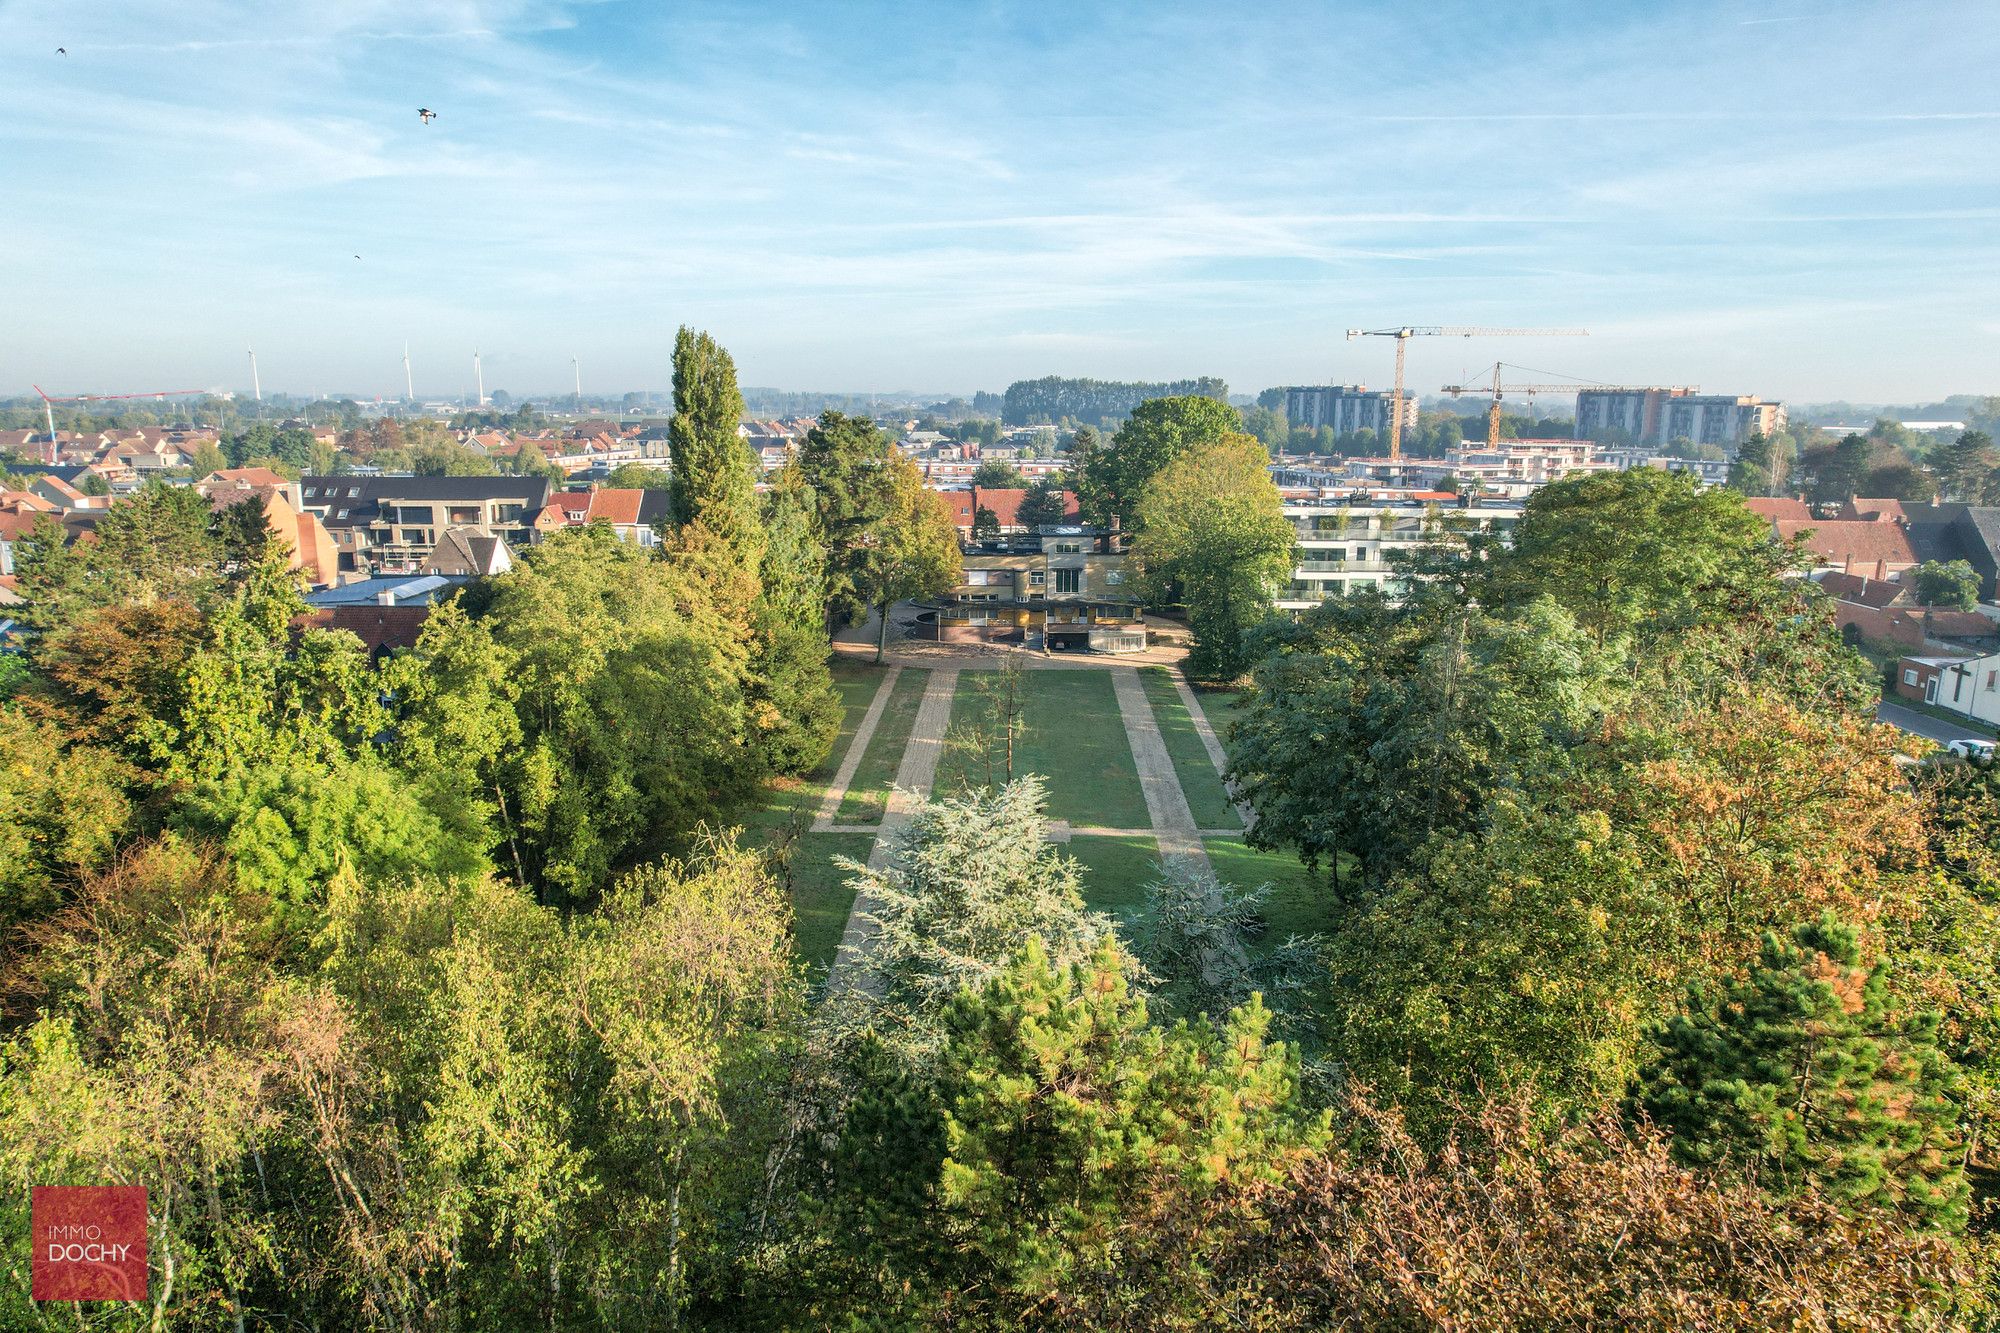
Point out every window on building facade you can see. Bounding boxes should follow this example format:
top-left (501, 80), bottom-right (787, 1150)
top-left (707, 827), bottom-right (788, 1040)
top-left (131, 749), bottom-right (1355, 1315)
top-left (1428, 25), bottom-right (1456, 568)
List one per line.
top-left (1904, 669), bottom-right (1918, 685)
top-left (1055, 568), bottom-right (1080, 594)
top-left (1029, 570), bottom-right (1045, 586)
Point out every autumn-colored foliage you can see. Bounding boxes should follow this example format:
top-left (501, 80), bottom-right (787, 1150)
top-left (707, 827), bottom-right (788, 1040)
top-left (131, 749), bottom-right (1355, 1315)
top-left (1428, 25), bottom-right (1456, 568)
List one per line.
top-left (1046, 1096), bottom-right (1972, 1331)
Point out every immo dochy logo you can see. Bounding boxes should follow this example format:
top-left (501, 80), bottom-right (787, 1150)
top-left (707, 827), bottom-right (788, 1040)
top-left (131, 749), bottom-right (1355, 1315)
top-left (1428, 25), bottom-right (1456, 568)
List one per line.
top-left (31, 1186), bottom-right (148, 1302)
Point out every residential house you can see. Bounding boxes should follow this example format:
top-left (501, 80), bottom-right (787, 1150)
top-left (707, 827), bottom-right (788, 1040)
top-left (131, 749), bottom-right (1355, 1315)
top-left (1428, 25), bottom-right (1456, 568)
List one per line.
top-left (1897, 654), bottom-right (1969, 705)
top-left (99, 432), bottom-right (205, 476)
top-left (937, 486), bottom-right (1078, 538)
top-left (0, 507), bottom-right (45, 576)
top-left (29, 473), bottom-right (108, 511)
top-left (197, 471), bottom-right (338, 585)
top-left (1806, 566), bottom-right (1996, 652)
top-left (201, 466), bottom-right (295, 496)
top-left (938, 525), bottom-right (1144, 652)
top-left (1901, 503), bottom-right (2000, 602)
top-left (422, 528), bottom-right (514, 577)
top-left (532, 487), bottom-right (672, 547)
top-left (550, 432), bottom-right (643, 475)
top-left (1838, 497), bottom-right (1910, 522)
top-left (1772, 517), bottom-right (1919, 581)
top-left (300, 475), bottom-right (549, 575)
top-left (298, 574), bottom-right (464, 658)
top-left (1900, 650), bottom-right (2000, 727)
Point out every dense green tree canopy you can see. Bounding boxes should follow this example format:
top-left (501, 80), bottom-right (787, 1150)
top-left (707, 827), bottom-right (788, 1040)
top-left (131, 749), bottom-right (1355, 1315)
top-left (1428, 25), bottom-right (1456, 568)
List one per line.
top-left (1085, 394), bottom-right (1243, 533)
top-left (1130, 434), bottom-right (1296, 680)
top-left (793, 410), bottom-right (895, 629)
top-left (1001, 375), bottom-right (1227, 427)
top-left (1915, 558), bottom-right (1981, 611)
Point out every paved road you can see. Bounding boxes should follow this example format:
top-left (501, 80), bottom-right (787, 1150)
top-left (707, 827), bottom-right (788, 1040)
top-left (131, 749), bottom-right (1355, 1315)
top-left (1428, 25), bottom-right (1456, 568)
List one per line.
top-left (1876, 699), bottom-right (1991, 746)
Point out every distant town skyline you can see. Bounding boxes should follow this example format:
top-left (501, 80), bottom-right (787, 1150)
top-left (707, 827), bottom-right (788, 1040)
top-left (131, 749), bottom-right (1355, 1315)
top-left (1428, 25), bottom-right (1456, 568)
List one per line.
top-left (3, 0), bottom-right (1996, 402)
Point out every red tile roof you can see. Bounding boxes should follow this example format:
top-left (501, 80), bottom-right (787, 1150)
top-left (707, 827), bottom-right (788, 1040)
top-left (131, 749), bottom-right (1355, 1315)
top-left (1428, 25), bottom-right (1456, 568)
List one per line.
top-left (1834, 602), bottom-right (2000, 650)
top-left (300, 605), bottom-right (434, 656)
top-left (202, 467), bottom-right (289, 488)
top-left (0, 510), bottom-right (45, 541)
top-left (1816, 570), bottom-right (1908, 608)
top-left (585, 489), bottom-right (646, 526)
top-left (1744, 497), bottom-right (1811, 521)
top-left (1837, 497), bottom-right (1910, 522)
top-left (1774, 518), bottom-right (1918, 576)
top-left (941, 486), bottom-right (1078, 531)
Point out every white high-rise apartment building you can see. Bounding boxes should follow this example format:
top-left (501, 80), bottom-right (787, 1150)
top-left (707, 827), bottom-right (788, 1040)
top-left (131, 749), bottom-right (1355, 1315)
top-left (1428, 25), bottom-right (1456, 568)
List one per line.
top-left (1284, 385), bottom-right (1418, 439)
top-left (1575, 390), bottom-right (1785, 447)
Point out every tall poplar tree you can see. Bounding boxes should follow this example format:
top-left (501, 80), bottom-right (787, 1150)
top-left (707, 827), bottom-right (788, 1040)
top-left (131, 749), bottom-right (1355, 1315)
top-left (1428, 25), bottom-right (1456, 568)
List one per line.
top-left (665, 328), bottom-right (840, 777)
top-left (667, 325), bottom-right (757, 556)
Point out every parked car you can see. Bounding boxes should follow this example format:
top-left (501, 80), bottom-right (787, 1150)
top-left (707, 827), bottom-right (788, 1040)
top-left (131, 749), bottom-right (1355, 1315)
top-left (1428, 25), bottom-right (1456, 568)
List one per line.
top-left (1944, 738), bottom-right (1996, 765)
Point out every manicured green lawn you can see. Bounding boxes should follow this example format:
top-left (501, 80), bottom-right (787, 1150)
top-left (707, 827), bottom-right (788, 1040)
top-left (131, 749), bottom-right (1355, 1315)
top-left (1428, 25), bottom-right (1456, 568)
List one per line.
top-left (1204, 838), bottom-right (1336, 957)
top-left (1193, 683), bottom-right (1249, 750)
top-left (930, 671), bottom-right (1002, 800)
top-left (1139, 668), bottom-right (1241, 830)
top-left (738, 661), bottom-right (892, 836)
top-left (1010, 670), bottom-right (1150, 828)
top-left (1065, 834), bottom-right (1164, 929)
top-left (835, 666), bottom-right (932, 824)
top-left (931, 669), bottom-right (1149, 828)
top-left (732, 661), bottom-right (891, 970)
top-left (784, 832), bottom-right (875, 976)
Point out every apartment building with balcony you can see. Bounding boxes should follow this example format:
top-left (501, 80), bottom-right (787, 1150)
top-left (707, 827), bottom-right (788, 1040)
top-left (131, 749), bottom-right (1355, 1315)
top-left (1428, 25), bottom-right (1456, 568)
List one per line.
top-left (301, 475), bottom-right (550, 575)
top-left (934, 525), bottom-right (1147, 652)
top-left (1575, 389), bottom-right (1785, 447)
top-left (1277, 495), bottom-right (1523, 610)
top-left (1283, 384), bottom-right (1418, 438)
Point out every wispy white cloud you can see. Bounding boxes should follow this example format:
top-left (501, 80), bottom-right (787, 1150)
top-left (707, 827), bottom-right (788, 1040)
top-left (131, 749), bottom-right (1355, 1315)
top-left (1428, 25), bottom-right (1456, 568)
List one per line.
top-left (0, 0), bottom-right (1996, 399)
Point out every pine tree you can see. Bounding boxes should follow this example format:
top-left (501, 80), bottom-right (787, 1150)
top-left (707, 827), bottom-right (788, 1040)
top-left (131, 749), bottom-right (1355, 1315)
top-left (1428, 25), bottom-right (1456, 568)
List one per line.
top-left (1932, 429), bottom-right (1999, 503)
top-left (1638, 914), bottom-right (1967, 1231)
top-left (930, 937), bottom-right (1327, 1303)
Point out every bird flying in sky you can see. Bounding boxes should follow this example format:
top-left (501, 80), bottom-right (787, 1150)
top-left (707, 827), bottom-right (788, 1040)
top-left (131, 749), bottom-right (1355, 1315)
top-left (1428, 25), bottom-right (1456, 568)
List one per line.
top-left (417, 108), bottom-right (437, 124)
top-left (55, 47), bottom-right (65, 54)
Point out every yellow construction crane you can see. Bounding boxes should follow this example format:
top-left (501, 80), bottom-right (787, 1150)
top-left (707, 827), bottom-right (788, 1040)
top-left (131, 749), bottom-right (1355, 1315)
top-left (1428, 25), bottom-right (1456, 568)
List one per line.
top-left (1440, 362), bottom-right (1699, 446)
top-left (1345, 326), bottom-right (1588, 460)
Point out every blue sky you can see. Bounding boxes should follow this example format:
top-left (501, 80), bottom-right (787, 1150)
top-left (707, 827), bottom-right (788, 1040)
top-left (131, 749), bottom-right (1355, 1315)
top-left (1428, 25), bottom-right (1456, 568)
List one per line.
top-left (2, 0), bottom-right (1996, 403)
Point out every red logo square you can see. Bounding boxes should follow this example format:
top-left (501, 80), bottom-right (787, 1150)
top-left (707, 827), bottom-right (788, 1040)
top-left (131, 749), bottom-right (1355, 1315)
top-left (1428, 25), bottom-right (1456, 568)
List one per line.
top-left (31, 1186), bottom-right (148, 1302)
